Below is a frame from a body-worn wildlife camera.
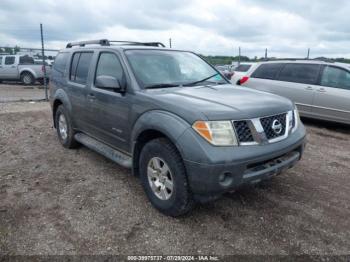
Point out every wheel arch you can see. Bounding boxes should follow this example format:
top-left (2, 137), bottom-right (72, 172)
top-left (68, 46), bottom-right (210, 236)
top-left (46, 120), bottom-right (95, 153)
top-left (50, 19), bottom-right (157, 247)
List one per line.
top-left (51, 90), bottom-right (72, 128)
top-left (131, 110), bottom-right (191, 176)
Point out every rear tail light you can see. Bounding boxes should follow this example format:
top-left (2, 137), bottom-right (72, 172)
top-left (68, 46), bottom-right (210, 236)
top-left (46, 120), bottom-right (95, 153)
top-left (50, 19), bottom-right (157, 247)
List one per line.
top-left (239, 76), bottom-right (249, 85)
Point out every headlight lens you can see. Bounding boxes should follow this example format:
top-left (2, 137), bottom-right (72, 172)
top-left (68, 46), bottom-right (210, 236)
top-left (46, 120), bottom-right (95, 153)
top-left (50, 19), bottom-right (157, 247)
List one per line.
top-left (192, 121), bottom-right (238, 146)
top-left (292, 107), bottom-right (300, 132)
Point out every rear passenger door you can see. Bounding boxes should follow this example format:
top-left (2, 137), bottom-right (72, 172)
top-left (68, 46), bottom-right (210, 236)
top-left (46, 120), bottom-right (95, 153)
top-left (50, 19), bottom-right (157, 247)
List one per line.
top-left (86, 51), bottom-right (131, 152)
top-left (67, 51), bottom-right (94, 131)
top-left (275, 63), bottom-right (321, 114)
top-left (312, 65), bottom-right (350, 123)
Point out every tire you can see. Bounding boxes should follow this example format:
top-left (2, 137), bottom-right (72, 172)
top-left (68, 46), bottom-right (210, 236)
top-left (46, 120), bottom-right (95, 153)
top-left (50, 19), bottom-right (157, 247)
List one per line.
top-left (20, 72), bottom-right (35, 85)
top-left (139, 138), bottom-right (194, 217)
top-left (55, 105), bottom-right (79, 149)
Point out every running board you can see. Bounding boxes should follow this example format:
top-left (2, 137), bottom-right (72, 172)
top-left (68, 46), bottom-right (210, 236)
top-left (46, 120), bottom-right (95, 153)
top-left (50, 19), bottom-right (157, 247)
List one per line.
top-left (74, 133), bottom-right (132, 168)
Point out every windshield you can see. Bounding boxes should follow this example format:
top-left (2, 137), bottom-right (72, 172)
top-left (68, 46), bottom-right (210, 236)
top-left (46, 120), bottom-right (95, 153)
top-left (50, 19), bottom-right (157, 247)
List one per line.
top-left (125, 50), bottom-right (226, 88)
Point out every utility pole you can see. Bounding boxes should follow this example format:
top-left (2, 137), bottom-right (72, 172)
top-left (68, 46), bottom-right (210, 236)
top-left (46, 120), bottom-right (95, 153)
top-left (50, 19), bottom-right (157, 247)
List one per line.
top-left (238, 47), bottom-right (241, 65)
top-left (265, 48), bottom-right (268, 60)
top-left (40, 23), bottom-right (48, 101)
top-left (169, 38), bottom-right (172, 48)
top-left (307, 48), bottom-right (310, 59)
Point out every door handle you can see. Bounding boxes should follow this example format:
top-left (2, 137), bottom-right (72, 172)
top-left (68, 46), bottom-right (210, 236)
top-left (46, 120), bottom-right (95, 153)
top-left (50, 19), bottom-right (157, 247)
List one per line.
top-left (317, 88), bottom-right (326, 93)
top-left (87, 93), bottom-right (96, 100)
top-left (11, 66), bottom-right (16, 68)
top-left (305, 86), bottom-right (313, 90)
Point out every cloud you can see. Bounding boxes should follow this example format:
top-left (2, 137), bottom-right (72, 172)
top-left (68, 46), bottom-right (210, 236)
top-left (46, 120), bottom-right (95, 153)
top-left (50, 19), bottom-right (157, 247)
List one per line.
top-left (0, 0), bottom-right (349, 58)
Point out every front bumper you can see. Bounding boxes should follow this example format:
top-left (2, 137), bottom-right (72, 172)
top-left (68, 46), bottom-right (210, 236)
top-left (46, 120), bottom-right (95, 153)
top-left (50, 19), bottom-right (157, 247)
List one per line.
top-left (176, 123), bottom-right (306, 199)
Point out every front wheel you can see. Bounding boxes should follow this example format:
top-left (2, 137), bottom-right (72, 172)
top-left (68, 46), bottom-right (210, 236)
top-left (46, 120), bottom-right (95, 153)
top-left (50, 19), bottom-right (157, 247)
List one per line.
top-left (139, 138), bottom-right (194, 217)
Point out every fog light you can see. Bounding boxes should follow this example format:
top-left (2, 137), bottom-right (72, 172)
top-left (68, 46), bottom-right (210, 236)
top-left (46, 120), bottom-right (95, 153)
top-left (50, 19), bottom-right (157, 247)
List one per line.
top-left (218, 172), bottom-right (233, 187)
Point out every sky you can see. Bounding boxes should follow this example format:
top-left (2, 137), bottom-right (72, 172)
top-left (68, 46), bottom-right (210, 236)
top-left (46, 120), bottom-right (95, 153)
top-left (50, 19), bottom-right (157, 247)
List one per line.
top-left (0, 0), bottom-right (349, 58)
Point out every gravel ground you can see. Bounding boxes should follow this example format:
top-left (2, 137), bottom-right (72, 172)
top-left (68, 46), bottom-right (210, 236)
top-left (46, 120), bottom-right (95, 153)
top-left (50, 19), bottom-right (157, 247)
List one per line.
top-left (0, 83), bottom-right (46, 102)
top-left (0, 101), bottom-right (349, 256)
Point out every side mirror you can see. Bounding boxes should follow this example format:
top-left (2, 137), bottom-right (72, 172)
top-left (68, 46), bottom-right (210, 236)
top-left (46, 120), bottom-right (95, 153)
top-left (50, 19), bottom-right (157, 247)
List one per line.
top-left (95, 75), bottom-right (124, 92)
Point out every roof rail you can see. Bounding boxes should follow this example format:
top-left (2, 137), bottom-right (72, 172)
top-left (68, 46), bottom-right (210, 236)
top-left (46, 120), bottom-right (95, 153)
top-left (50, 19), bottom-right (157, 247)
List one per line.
top-left (66, 39), bottom-right (110, 48)
top-left (109, 41), bottom-right (165, 47)
top-left (66, 39), bottom-right (165, 48)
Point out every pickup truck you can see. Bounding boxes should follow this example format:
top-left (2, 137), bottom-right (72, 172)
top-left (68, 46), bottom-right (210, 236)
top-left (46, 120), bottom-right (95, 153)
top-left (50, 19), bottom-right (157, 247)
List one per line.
top-left (0, 55), bottom-right (51, 85)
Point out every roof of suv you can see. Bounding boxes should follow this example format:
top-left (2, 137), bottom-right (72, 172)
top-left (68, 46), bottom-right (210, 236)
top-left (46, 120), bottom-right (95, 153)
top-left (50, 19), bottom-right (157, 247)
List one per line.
top-left (256, 59), bottom-right (350, 70)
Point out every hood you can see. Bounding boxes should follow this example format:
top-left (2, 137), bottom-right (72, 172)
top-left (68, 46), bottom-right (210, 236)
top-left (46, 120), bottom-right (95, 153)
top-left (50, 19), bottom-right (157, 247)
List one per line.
top-left (143, 84), bottom-right (294, 122)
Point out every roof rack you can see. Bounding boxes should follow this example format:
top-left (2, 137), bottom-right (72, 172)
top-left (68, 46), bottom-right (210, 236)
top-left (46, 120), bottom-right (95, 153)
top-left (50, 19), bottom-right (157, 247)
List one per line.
top-left (66, 39), bottom-right (165, 48)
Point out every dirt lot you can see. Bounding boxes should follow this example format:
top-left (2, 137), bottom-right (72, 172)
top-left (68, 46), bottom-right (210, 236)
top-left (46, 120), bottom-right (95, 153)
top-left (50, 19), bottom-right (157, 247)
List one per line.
top-left (0, 101), bottom-right (349, 256)
top-left (0, 83), bottom-right (46, 102)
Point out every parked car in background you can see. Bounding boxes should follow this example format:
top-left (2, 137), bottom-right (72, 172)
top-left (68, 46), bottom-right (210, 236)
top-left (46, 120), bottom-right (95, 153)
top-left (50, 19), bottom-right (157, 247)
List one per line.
top-left (215, 65), bottom-right (234, 80)
top-left (231, 62), bottom-right (257, 85)
top-left (240, 60), bottom-right (350, 124)
top-left (50, 39), bottom-right (306, 216)
top-left (0, 55), bottom-right (51, 85)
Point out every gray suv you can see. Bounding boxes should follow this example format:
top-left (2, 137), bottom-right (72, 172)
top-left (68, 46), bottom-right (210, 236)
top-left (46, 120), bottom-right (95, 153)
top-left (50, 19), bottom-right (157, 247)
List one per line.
top-left (50, 39), bottom-right (306, 216)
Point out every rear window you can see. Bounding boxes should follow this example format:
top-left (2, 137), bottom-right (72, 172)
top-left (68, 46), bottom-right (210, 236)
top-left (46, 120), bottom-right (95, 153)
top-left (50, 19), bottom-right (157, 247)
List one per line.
top-left (278, 63), bottom-right (320, 85)
top-left (69, 52), bottom-right (93, 84)
top-left (235, 64), bottom-right (251, 72)
top-left (251, 63), bottom-right (283, 80)
top-left (19, 55), bottom-right (34, 64)
top-left (53, 52), bottom-right (69, 73)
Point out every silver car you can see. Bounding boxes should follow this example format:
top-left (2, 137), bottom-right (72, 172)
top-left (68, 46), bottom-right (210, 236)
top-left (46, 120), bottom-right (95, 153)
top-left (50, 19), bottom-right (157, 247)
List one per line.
top-left (241, 60), bottom-right (350, 124)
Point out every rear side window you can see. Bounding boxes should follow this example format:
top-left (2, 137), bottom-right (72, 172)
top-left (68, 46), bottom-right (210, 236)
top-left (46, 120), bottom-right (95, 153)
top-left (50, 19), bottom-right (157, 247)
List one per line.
top-left (53, 52), bottom-right (69, 73)
top-left (5, 56), bottom-right (15, 65)
top-left (321, 66), bottom-right (350, 90)
top-left (70, 52), bottom-right (93, 84)
top-left (235, 64), bottom-right (251, 72)
top-left (251, 63), bottom-right (283, 80)
top-left (19, 55), bottom-right (34, 64)
top-left (278, 63), bottom-right (320, 85)
top-left (0, 56), bottom-right (2, 64)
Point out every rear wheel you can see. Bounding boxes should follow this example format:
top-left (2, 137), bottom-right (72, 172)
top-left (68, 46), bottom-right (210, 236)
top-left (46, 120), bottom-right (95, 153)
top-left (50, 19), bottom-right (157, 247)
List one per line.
top-left (20, 72), bottom-right (34, 85)
top-left (139, 138), bottom-right (194, 217)
top-left (55, 105), bottom-right (79, 149)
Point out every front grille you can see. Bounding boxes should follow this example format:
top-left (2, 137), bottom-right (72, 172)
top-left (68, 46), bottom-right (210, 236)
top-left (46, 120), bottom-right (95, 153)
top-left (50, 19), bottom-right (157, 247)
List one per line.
top-left (234, 121), bottom-right (254, 143)
top-left (260, 113), bottom-right (287, 140)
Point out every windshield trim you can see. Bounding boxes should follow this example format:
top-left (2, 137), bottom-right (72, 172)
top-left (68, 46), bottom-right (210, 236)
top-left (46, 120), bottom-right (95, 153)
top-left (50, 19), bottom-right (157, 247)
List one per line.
top-left (123, 49), bottom-right (229, 89)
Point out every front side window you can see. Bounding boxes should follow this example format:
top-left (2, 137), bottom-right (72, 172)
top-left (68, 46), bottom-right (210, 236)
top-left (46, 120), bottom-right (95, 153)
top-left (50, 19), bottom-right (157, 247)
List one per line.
top-left (125, 50), bottom-right (225, 88)
top-left (321, 66), bottom-right (350, 90)
top-left (70, 52), bottom-right (93, 84)
top-left (0, 56), bottom-right (3, 65)
top-left (251, 63), bottom-right (283, 80)
top-left (5, 56), bottom-right (15, 65)
top-left (278, 63), bottom-right (320, 85)
top-left (95, 52), bottom-right (124, 82)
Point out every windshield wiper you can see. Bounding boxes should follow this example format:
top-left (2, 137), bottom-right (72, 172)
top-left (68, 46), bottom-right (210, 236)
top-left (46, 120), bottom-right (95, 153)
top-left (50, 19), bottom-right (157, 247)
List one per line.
top-left (183, 73), bottom-right (220, 87)
top-left (144, 83), bottom-right (180, 89)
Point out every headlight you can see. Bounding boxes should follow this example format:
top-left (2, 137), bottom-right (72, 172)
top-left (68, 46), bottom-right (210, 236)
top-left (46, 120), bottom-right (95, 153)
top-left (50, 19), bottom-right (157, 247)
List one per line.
top-left (192, 121), bottom-right (238, 146)
top-left (292, 107), bottom-right (300, 132)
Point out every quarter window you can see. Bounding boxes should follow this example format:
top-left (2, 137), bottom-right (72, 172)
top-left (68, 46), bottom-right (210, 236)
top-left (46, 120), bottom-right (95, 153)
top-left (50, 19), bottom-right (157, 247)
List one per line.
top-left (5, 56), bottom-right (15, 65)
top-left (53, 52), bottom-right (69, 73)
top-left (70, 52), bottom-right (93, 84)
top-left (95, 52), bottom-right (124, 82)
top-left (251, 63), bottom-right (283, 80)
top-left (278, 63), bottom-right (320, 85)
top-left (321, 66), bottom-right (350, 90)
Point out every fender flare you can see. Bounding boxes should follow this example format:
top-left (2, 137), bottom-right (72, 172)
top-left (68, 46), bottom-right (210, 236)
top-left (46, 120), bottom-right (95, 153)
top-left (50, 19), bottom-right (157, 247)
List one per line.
top-left (52, 89), bottom-right (73, 127)
top-left (130, 110), bottom-right (191, 175)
